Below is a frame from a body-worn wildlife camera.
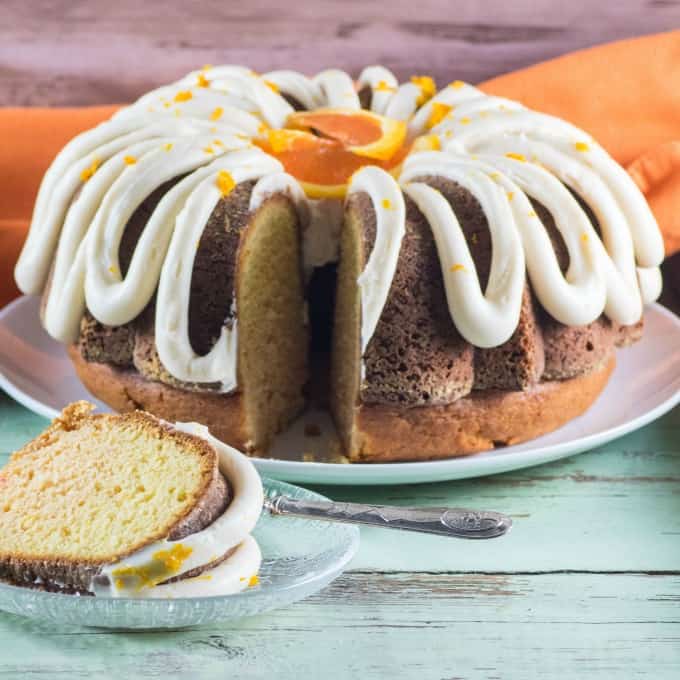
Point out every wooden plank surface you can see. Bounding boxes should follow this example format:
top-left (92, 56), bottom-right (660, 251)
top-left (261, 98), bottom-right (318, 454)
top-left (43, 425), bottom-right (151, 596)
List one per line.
top-left (0, 573), bottom-right (678, 679)
top-left (0, 1), bottom-right (678, 106)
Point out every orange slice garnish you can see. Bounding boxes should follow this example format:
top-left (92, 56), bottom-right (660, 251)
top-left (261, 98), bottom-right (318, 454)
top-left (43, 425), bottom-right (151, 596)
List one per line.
top-left (286, 108), bottom-right (407, 161)
top-left (254, 111), bottom-right (411, 198)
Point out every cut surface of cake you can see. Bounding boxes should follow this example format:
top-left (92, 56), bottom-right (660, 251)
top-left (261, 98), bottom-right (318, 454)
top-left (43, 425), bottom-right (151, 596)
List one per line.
top-left (14, 65), bottom-right (665, 462)
top-left (0, 402), bottom-right (263, 597)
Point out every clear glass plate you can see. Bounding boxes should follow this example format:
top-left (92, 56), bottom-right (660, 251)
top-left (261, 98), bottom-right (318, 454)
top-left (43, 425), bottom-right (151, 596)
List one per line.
top-left (0, 478), bottom-right (360, 630)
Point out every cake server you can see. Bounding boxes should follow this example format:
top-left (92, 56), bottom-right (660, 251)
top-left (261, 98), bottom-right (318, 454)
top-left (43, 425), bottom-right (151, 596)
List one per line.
top-left (264, 496), bottom-right (511, 539)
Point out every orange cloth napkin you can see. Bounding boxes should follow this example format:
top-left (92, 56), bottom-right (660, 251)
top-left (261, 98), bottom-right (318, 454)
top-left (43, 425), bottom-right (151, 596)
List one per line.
top-left (1, 31), bottom-right (679, 308)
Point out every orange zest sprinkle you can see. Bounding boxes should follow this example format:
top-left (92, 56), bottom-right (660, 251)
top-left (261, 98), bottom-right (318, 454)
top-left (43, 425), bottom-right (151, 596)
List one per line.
top-left (154, 545), bottom-right (193, 573)
top-left (489, 172), bottom-right (500, 181)
top-left (450, 263), bottom-right (466, 273)
top-left (264, 79), bottom-right (280, 93)
top-left (210, 106), bottom-right (224, 121)
top-left (449, 80), bottom-right (465, 89)
top-left (505, 152), bottom-right (527, 162)
top-left (427, 102), bottom-right (452, 129)
top-left (381, 198), bottom-right (392, 210)
top-left (528, 210), bottom-right (537, 217)
top-left (507, 191), bottom-right (515, 201)
top-left (248, 575), bottom-right (260, 587)
top-left (375, 80), bottom-right (396, 93)
top-left (574, 141), bottom-right (590, 152)
top-left (174, 90), bottom-right (193, 102)
top-left (267, 129), bottom-right (299, 153)
top-left (459, 116), bottom-right (471, 125)
top-left (216, 170), bottom-right (236, 197)
top-left (123, 155), bottom-right (137, 165)
top-left (80, 158), bottom-right (100, 182)
top-left (411, 75), bottom-right (437, 106)
top-left (163, 143), bottom-right (173, 151)
top-left (213, 139), bottom-right (224, 147)
top-left (196, 73), bottom-right (210, 88)
top-left (581, 232), bottom-right (589, 243)
top-left (412, 134), bottom-right (441, 152)
top-left (202, 64), bottom-right (213, 71)
top-left (110, 544), bottom-right (193, 592)
top-left (203, 146), bottom-right (215, 154)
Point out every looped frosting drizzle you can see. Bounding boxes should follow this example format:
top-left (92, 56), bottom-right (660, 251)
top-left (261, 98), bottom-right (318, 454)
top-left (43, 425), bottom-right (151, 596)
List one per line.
top-left (15, 64), bottom-right (664, 395)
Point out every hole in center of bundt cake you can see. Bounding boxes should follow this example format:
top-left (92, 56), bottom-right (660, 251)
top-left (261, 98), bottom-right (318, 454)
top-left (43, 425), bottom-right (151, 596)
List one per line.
top-left (306, 263), bottom-right (339, 407)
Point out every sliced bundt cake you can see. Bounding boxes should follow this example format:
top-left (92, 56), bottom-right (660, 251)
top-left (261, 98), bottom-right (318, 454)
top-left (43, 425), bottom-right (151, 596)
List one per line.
top-left (69, 178), bottom-right (309, 453)
top-left (0, 402), bottom-right (263, 597)
top-left (14, 65), bottom-right (665, 462)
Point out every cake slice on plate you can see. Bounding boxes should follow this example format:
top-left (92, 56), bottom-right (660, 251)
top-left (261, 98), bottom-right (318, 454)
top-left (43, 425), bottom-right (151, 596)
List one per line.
top-left (0, 402), bottom-right (263, 598)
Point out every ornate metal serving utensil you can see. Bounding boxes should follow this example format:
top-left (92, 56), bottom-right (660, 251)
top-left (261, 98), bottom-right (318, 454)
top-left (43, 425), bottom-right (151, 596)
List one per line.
top-left (265, 496), bottom-right (512, 539)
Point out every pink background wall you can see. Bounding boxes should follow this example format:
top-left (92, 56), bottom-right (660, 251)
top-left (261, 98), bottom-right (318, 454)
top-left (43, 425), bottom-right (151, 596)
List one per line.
top-left (0, 0), bottom-right (677, 106)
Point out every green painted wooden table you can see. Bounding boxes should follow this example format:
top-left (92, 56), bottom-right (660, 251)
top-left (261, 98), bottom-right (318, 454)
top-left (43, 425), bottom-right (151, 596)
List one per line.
top-left (1, 391), bottom-right (679, 679)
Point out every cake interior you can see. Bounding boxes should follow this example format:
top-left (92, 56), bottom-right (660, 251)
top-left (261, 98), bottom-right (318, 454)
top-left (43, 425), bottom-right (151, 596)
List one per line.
top-left (329, 200), bottom-right (363, 455)
top-left (236, 195), bottom-right (308, 451)
top-left (0, 404), bottom-right (215, 565)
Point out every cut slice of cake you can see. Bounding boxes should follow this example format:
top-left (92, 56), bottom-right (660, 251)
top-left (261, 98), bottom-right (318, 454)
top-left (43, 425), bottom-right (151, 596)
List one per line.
top-left (0, 402), bottom-right (263, 597)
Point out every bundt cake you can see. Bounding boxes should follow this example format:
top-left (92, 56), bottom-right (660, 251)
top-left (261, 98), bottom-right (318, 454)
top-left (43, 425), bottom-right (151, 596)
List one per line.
top-left (14, 65), bottom-right (665, 462)
top-left (0, 402), bottom-right (263, 597)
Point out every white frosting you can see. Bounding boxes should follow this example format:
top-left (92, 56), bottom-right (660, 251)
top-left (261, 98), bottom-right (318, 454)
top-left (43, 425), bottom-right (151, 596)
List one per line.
top-left (155, 150), bottom-right (282, 390)
top-left (93, 421), bottom-right (264, 599)
top-left (349, 166), bottom-right (406, 352)
top-left (401, 163), bottom-right (525, 348)
top-left (313, 69), bottom-right (361, 110)
top-left (357, 66), bottom-right (399, 116)
top-left (15, 65), bottom-right (664, 387)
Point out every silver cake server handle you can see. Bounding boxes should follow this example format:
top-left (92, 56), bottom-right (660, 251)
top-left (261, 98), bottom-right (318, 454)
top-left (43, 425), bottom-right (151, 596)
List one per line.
top-left (264, 496), bottom-right (512, 539)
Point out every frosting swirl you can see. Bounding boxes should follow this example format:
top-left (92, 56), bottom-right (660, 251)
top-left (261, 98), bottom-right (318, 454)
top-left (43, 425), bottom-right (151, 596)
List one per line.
top-left (14, 65), bottom-right (664, 388)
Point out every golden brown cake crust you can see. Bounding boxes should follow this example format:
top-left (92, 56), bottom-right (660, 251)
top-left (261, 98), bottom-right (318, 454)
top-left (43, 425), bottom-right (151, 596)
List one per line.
top-left (68, 346), bottom-right (250, 451)
top-left (350, 357), bottom-right (615, 462)
top-left (72, 344), bottom-right (615, 464)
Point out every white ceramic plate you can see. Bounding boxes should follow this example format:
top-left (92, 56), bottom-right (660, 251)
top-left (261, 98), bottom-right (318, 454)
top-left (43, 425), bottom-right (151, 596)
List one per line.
top-left (0, 477), bottom-right (360, 629)
top-left (2, 295), bottom-right (679, 485)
